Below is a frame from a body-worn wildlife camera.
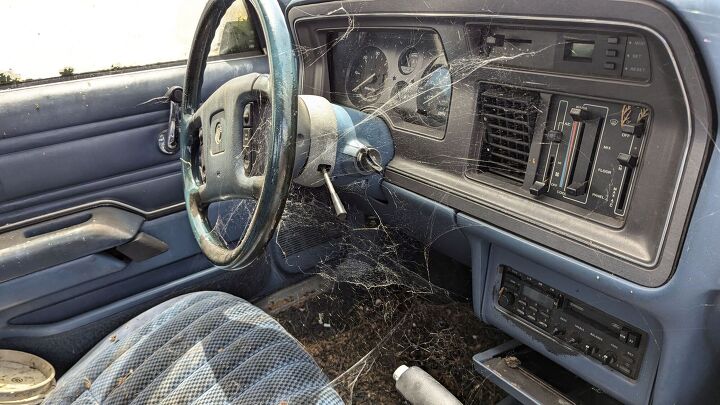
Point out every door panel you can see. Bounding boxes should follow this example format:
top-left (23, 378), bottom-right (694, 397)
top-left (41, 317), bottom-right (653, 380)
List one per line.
top-left (0, 57), bottom-right (267, 228)
top-left (0, 57), bottom-right (270, 358)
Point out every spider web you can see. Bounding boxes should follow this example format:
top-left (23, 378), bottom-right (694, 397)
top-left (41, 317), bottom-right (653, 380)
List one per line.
top-left (202, 6), bottom-right (568, 404)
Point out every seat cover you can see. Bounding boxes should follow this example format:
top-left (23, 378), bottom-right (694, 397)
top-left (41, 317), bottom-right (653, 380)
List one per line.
top-left (43, 291), bottom-right (342, 404)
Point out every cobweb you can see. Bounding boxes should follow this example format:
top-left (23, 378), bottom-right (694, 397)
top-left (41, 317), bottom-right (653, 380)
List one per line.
top-left (201, 6), bottom-right (570, 404)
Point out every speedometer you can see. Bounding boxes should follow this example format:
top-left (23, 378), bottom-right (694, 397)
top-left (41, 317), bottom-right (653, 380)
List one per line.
top-left (346, 46), bottom-right (388, 106)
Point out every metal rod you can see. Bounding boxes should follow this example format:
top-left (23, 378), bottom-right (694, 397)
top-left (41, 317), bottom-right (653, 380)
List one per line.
top-left (321, 167), bottom-right (347, 221)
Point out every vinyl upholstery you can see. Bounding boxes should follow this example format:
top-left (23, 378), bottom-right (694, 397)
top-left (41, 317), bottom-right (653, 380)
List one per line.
top-left (43, 291), bottom-right (342, 404)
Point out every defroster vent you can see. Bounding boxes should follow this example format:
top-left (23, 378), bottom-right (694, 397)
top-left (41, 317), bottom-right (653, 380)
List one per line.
top-left (478, 86), bottom-right (539, 183)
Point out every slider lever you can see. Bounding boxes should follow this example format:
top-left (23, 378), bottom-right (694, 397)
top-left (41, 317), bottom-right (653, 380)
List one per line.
top-left (320, 166), bottom-right (347, 221)
top-left (530, 180), bottom-right (549, 197)
top-left (566, 181), bottom-right (588, 196)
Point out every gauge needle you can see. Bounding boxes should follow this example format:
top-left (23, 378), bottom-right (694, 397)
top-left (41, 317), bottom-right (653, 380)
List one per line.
top-left (352, 73), bottom-right (376, 92)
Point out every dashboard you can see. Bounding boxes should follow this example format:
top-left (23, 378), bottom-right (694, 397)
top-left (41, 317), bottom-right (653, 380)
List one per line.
top-left (291, 2), bottom-right (711, 288)
top-left (288, 0), bottom-right (714, 403)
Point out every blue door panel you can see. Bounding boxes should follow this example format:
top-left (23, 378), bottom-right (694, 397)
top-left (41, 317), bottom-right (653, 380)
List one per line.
top-left (1, 167), bottom-right (181, 227)
top-left (0, 210), bottom-right (205, 336)
top-left (0, 56), bottom-right (268, 228)
top-left (0, 56), bottom-right (269, 343)
top-left (1, 122), bottom-right (170, 202)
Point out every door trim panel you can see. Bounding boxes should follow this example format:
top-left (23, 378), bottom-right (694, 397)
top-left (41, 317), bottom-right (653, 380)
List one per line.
top-left (0, 56), bottom-right (269, 229)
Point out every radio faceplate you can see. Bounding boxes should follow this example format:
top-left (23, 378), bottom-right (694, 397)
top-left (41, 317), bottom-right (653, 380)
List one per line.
top-left (498, 265), bottom-right (647, 379)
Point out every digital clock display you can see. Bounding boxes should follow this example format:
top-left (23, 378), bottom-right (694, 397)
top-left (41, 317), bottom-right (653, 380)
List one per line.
top-left (564, 40), bottom-right (595, 61)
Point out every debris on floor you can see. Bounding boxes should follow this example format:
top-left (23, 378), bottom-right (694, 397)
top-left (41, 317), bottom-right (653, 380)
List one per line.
top-left (273, 282), bottom-right (510, 404)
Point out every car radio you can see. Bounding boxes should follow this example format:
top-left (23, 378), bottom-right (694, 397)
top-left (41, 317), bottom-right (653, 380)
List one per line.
top-left (497, 266), bottom-right (647, 379)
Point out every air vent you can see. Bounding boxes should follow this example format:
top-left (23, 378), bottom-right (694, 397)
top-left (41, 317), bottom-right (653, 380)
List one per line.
top-left (478, 87), bottom-right (539, 184)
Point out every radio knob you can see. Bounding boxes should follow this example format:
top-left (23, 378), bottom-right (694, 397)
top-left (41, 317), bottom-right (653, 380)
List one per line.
top-left (602, 352), bottom-right (616, 365)
top-left (583, 344), bottom-right (598, 356)
top-left (551, 328), bottom-right (565, 337)
top-left (567, 337), bottom-right (580, 345)
top-left (498, 291), bottom-right (515, 307)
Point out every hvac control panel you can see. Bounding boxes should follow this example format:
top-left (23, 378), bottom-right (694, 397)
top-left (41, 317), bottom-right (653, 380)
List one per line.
top-left (530, 96), bottom-right (650, 217)
top-left (498, 266), bottom-right (647, 379)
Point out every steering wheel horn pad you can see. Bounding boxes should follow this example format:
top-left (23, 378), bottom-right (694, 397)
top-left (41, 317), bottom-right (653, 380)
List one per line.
top-left (180, 0), bottom-right (298, 269)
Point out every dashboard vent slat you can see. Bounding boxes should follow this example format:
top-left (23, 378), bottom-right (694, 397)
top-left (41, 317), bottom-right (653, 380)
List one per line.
top-left (478, 86), bottom-right (540, 184)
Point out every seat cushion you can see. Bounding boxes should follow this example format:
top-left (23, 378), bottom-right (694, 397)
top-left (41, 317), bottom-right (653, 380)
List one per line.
top-left (43, 291), bottom-right (342, 405)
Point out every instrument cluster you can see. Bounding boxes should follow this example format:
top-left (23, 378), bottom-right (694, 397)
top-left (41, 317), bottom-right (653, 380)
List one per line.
top-left (328, 29), bottom-right (451, 138)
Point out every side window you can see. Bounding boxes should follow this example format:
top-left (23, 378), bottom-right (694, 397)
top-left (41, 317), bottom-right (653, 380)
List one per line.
top-left (0, 0), bottom-right (261, 87)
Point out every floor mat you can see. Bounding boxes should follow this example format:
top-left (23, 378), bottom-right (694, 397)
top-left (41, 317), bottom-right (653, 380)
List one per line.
top-left (273, 282), bottom-right (510, 404)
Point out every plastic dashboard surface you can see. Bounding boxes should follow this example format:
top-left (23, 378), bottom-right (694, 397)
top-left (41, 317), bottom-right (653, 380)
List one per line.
top-left (289, 0), bottom-right (712, 287)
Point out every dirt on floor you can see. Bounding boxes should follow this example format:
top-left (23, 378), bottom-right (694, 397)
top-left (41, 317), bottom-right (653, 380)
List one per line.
top-left (273, 282), bottom-right (510, 404)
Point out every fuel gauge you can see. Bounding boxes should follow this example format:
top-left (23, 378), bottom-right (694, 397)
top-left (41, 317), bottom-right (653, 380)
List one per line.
top-left (398, 47), bottom-right (420, 75)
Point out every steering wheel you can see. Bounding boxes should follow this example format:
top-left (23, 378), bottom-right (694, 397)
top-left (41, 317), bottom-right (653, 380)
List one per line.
top-left (180, 0), bottom-right (298, 269)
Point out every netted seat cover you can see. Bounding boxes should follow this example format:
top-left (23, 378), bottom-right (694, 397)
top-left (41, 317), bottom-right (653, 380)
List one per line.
top-left (43, 291), bottom-right (342, 405)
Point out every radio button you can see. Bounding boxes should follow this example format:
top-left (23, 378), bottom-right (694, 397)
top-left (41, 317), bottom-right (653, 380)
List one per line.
top-left (617, 364), bottom-right (633, 377)
top-left (619, 359), bottom-right (634, 369)
top-left (627, 332), bottom-right (641, 348)
top-left (619, 329), bottom-right (629, 343)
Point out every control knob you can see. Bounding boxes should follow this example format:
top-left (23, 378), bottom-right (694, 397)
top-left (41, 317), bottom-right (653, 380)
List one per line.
top-left (583, 344), bottom-right (598, 356)
top-left (498, 291), bottom-right (515, 307)
top-left (601, 352), bottom-right (616, 365)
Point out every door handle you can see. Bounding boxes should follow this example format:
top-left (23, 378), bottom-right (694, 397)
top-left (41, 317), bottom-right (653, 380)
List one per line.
top-left (0, 207), bottom-right (144, 282)
top-left (157, 86), bottom-right (183, 155)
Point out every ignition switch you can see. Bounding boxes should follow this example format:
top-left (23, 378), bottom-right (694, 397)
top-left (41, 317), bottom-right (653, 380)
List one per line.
top-left (356, 147), bottom-right (384, 174)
